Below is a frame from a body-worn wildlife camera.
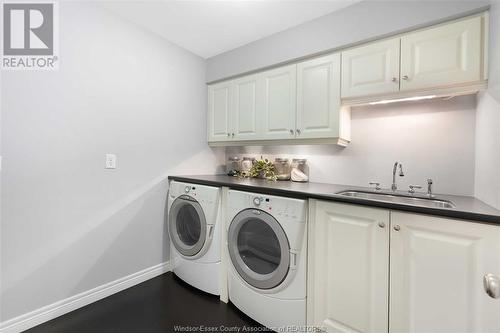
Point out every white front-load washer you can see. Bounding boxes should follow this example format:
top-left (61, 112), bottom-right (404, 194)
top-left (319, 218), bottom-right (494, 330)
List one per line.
top-left (226, 189), bottom-right (307, 331)
top-left (167, 181), bottom-right (222, 295)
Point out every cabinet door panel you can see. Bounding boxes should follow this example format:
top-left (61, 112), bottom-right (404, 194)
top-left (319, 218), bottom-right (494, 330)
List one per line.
top-left (400, 16), bottom-right (482, 91)
top-left (308, 201), bottom-right (389, 333)
top-left (297, 54), bottom-right (341, 139)
top-left (390, 212), bottom-right (500, 333)
top-left (208, 82), bottom-right (232, 142)
top-left (260, 65), bottom-right (296, 140)
top-left (233, 75), bottom-right (259, 140)
top-left (341, 38), bottom-right (400, 98)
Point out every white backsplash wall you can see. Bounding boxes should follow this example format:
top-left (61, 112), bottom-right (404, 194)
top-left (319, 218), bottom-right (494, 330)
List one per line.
top-left (227, 95), bottom-right (476, 196)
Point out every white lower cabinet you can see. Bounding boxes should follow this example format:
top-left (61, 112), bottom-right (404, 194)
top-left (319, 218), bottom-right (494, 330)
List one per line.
top-left (390, 212), bottom-right (500, 333)
top-left (308, 200), bottom-right (390, 333)
top-left (308, 200), bottom-right (500, 333)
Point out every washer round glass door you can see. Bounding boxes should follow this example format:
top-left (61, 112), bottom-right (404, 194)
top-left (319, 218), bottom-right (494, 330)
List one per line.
top-left (228, 209), bottom-right (290, 290)
top-left (169, 195), bottom-right (206, 257)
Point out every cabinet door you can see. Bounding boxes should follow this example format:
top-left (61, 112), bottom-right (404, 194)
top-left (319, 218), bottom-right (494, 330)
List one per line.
top-left (341, 38), bottom-right (400, 98)
top-left (207, 81), bottom-right (232, 142)
top-left (297, 54), bottom-right (341, 139)
top-left (390, 212), bottom-right (500, 333)
top-left (260, 65), bottom-right (297, 140)
top-left (308, 201), bottom-right (390, 333)
top-left (232, 75), bottom-right (260, 140)
top-left (400, 16), bottom-right (482, 91)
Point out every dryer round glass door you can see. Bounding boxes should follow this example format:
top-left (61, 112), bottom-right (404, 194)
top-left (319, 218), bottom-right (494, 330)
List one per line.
top-left (228, 209), bottom-right (290, 290)
top-left (169, 195), bottom-right (207, 257)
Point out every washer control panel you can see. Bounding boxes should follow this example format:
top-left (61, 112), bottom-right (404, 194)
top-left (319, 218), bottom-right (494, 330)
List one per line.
top-left (248, 194), bottom-right (298, 218)
top-left (253, 196), bottom-right (263, 206)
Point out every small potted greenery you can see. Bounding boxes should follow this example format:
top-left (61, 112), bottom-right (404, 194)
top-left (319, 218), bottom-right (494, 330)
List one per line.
top-left (247, 156), bottom-right (277, 181)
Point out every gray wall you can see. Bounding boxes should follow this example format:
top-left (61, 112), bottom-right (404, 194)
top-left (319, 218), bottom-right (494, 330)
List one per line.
top-left (475, 1), bottom-right (500, 210)
top-left (0, 2), bottom-right (223, 322)
top-left (207, 0), bottom-right (490, 82)
top-left (227, 95), bottom-right (477, 196)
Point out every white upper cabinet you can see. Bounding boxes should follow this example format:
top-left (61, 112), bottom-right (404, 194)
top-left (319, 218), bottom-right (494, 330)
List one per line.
top-left (400, 16), bottom-right (483, 92)
top-left (341, 38), bottom-right (401, 98)
top-left (390, 212), bottom-right (500, 333)
top-left (341, 13), bottom-right (487, 102)
top-left (207, 81), bottom-right (232, 142)
top-left (297, 54), bottom-right (343, 139)
top-left (260, 65), bottom-right (297, 140)
top-left (308, 201), bottom-right (390, 333)
top-left (232, 75), bottom-right (260, 140)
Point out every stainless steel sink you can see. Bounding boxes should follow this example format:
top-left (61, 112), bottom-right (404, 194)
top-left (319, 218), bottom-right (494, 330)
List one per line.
top-left (336, 190), bottom-right (456, 209)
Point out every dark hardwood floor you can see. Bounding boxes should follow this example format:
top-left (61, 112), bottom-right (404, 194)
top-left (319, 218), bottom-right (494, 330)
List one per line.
top-left (27, 272), bottom-right (270, 333)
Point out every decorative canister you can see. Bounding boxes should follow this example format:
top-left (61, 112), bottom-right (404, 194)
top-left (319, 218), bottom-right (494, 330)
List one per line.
top-left (291, 158), bottom-right (309, 182)
top-left (274, 158), bottom-right (291, 181)
top-left (226, 157), bottom-right (241, 176)
top-left (241, 157), bottom-right (256, 174)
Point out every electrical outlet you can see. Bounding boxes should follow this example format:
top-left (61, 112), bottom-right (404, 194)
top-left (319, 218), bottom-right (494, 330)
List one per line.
top-left (105, 154), bottom-right (116, 169)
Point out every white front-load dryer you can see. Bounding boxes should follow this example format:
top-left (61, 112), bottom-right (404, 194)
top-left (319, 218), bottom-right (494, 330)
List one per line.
top-left (226, 190), bottom-right (307, 331)
top-left (168, 181), bottom-right (222, 295)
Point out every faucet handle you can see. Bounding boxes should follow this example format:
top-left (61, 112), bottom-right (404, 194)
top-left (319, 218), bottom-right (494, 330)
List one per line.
top-left (427, 179), bottom-right (434, 197)
top-left (408, 184), bottom-right (422, 194)
top-left (369, 182), bottom-right (382, 191)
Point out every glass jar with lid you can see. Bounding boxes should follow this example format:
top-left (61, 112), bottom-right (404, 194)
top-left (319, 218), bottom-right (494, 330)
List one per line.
top-left (241, 157), bottom-right (256, 174)
top-left (226, 157), bottom-right (241, 176)
top-left (291, 159), bottom-right (309, 182)
top-left (274, 158), bottom-right (291, 181)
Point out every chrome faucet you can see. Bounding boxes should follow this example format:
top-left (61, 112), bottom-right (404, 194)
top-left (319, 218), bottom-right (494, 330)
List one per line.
top-left (391, 162), bottom-right (404, 191)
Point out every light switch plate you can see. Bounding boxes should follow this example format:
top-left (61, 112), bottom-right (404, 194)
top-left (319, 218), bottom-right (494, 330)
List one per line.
top-left (105, 154), bottom-right (116, 169)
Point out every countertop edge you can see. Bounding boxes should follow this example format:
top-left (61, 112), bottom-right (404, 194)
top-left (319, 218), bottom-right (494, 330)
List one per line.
top-left (168, 175), bottom-right (500, 225)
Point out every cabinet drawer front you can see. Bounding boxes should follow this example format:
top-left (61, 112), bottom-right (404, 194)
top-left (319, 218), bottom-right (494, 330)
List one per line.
top-left (341, 38), bottom-right (400, 98)
top-left (400, 16), bottom-right (482, 92)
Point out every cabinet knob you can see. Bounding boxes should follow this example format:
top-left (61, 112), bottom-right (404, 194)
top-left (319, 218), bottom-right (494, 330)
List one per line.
top-left (393, 225), bottom-right (401, 231)
top-left (402, 75), bottom-right (409, 80)
top-left (231, 133), bottom-right (235, 137)
top-left (227, 133), bottom-right (230, 137)
top-left (378, 222), bottom-right (385, 228)
top-left (290, 129), bottom-right (294, 135)
top-left (296, 129), bottom-right (301, 135)
top-left (484, 273), bottom-right (500, 299)
top-left (391, 77), bottom-right (398, 82)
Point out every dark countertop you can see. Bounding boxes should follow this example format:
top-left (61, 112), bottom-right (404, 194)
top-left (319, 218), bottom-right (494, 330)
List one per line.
top-left (168, 175), bottom-right (500, 225)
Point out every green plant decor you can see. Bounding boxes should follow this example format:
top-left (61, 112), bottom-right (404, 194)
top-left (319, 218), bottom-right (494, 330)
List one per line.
top-left (248, 157), bottom-right (277, 181)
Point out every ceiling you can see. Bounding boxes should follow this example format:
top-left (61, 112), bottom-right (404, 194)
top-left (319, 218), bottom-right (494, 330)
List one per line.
top-left (99, 1), bottom-right (360, 59)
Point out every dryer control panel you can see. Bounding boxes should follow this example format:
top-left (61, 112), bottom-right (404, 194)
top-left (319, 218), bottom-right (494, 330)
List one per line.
top-left (229, 190), bottom-right (307, 223)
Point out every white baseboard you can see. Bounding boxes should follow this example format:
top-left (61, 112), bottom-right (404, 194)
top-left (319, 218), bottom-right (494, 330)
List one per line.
top-left (0, 261), bottom-right (171, 333)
